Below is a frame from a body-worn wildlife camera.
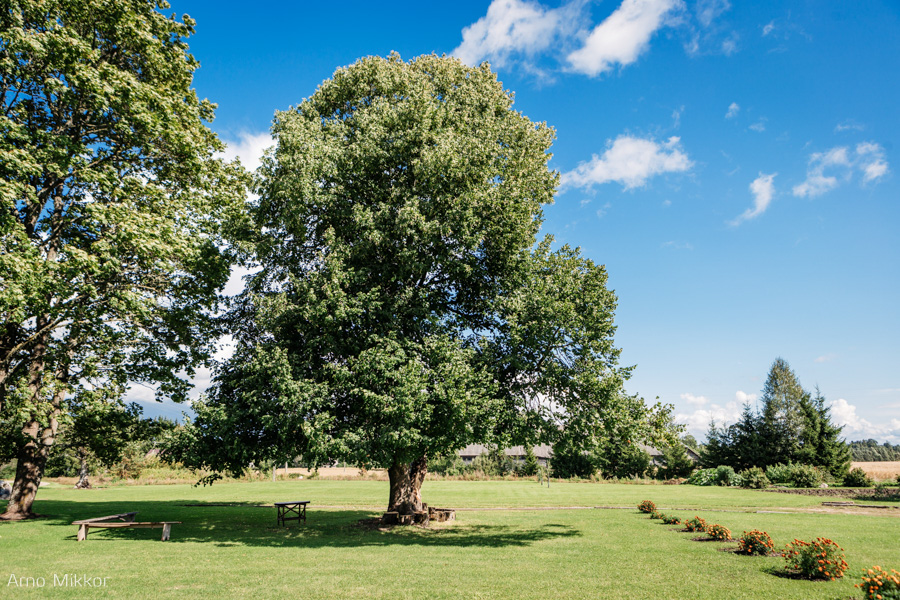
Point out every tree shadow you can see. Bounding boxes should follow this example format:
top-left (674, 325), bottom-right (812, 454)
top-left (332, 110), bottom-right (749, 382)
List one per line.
top-left (19, 499), bottom-right (582, 549)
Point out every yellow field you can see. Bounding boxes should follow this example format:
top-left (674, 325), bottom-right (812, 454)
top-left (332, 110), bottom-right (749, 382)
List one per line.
top-left (852, 461), bottom-right (900, 480)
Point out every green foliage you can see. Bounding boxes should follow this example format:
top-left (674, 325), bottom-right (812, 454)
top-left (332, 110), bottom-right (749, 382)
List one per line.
top-left (687, 468), bottom-right (718, 486)
top-left (685, 516), bottom-right (707, 532)
top-left (428, 454), bottom-right (469, 477)
top-left (472, 449), bottom-right (516, 477)
top-left (844, 467), bottom-right (874, 488)
top-left (658, 443), bottom-right (695, 479)
top-left (738, 530), bottom-right (774, 556)
top-left (782, 538), bottom-right (848, 580)
top-left (857, 566), bottom-right (900, 600)
top-left (598, 442), bottom-right (651, 479)
top-left (637, 500), bottom-right (656, 513)
top-left (706, 524), bottom-right (732, 541)
top-left (850, 440), bottom-right (900, 462)
top-left (661, 514), bottom-right (681, 525)
top-left (551, 442), bottom-right (597, 479)
top-left (520, 446), bottom-right (540, 477)
top-left (0, 0), bottom-right (247, 514)
top-left (715, 465), bottom-right (740, 486)
top-left (790, 464), bottom-right (824, 488)
top-left (739, 467), bottom-right (770, 489)
top-left (173, 54), bottom-right (670, 513)
top-left (701, 361), bottom-right (850, 479)
top-left (765, 462), bottom-right (794, 484)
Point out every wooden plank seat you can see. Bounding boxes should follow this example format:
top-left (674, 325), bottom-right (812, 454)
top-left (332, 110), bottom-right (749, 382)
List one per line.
top-left (73, 513), bottom-right (180, 541)
top-left (274, 501), bottom-right (309, 526)
top-left (73, 512), bottom-right (138, 524)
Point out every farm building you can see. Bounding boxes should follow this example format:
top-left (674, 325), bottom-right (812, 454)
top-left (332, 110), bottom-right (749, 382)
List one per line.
top-left (457, 444), bottom-right (553, 467)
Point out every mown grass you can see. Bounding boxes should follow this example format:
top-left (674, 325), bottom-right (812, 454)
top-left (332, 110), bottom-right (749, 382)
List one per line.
top-left (2, 480), bottom-right (898, 599)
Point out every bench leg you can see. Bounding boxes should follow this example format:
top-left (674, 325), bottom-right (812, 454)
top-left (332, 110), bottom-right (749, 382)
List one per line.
top-left (161, 523), bottom-right (171, 541)
top-left (77, 524), bottom-right (88, 541)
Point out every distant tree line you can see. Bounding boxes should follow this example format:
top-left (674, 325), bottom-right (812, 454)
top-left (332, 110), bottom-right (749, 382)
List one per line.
top-left (702, 358), bottom-right (852, 479)
top-left (849, 440), bottom-right (900, 462)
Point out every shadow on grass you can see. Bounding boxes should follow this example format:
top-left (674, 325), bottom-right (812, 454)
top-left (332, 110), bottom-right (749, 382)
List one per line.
top-left (760, 565), bottom-right (831, 581)
top-left (6, 499), bottom-right (582, 549)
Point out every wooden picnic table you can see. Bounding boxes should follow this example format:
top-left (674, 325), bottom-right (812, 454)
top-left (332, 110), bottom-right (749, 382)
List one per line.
top-left (72, 512), bottom-right (180, 541)
top-left (274, 501), bottom-right (309, 526)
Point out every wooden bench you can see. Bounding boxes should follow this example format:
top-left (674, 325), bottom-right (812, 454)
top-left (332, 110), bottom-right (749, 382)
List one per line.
top-left (274, 501), bottom-right (309, 526)
top-left (73, 512), bottom-right (180, 541)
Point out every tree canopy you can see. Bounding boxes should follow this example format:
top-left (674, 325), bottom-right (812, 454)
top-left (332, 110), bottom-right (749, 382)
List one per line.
top-left (0, 0), bottom-right (247, 518)
top-left (701, 358), bottom-right (850, 477)
top-left (174, 53), bottom-right (671, 514)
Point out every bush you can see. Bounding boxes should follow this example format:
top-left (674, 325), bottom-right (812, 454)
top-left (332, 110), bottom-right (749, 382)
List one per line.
top-left (637, 500), bottom-right (656, 513)
top-left (782, 538), bottom-right (848, 580)
top-left (739, 466), bottom-right (770, 489)
top-left (551, 445), bottom-right (596, 479)
top-left (687, 468), bottom-right (717, 486)
top-left (790, 464), bottom-right (824, 488)
top-left (844, 467), bottom-right (874, 488)
top-left (599, 444), bottom-right (650, 479)
top-left (661, 514), bottom-right (681, 525)
top-left (715, 465), bottom-right (740, 486)
top-left (428, 454), bottom-right (469, 477)
top-left (737, 530), bottom-right (774, 556)
top-left (706, 523), bottom-right (732, 541)
top-left (685, 516), bottom-right (707, 532)
top-left (649, 509), bottom-right (663, 519)
top-left (856, 566), bottom-right (900, 600)
top-left (766, 462), bottom-right (794, 484)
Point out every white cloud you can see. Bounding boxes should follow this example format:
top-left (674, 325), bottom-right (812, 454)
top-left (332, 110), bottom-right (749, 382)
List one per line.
top-left (721, 34), bottom-right (738, 55)
top-left (595, 202), bottom-right (612, 218)
top-left (662, 240), bottom-right (693, 250)
top-left (856, 142), bottom-right (889, 183)
top-left (830, 398), bottom-right (900, 443)
top-left (762, 21), bottom-right (775, 36)
top-left (695, 0), bottom-right (730, 27)
top-left (814, 353), bottom-right (837, 364)
top-left (681, 392), bottom-right (709, 406)
top-left (452, 0), bottom-right (584, 67)
top-left (731, 172), bottom-right (776, 225)
top-left (672, 105), bottom-right (684, 128)
top-left (793, 143), bottom-right (888, 197)
top-left (725, 102), bottom-right (740, 119)
top-left (749, 119), bottom-right (766, 132)
top-left (735, 390), bottom-right (758, 405)
top-left (219, 131), bottom-right (273, 173)
top-left (676, 399), bottom-right (742, 438)
top-left (562, 135), bottom-right (692, 190)
top-left (834, 120), bottom-right (864, 133)
top-left (566, 0), bottom-right (682, 77)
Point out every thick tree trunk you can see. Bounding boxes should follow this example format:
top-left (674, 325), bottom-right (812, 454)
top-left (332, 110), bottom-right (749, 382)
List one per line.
top-left (74, 450), bottom-right (91, 489)
top-left (387, 455), bottom-right (427, 515)
top-left (1, 420), bottom-right (55, 520)
top-left (1, 331), bottom-right (62, 520)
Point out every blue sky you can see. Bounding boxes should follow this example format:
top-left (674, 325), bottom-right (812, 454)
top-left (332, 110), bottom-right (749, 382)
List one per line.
top-left (139, 0), bottom-right (899, 443)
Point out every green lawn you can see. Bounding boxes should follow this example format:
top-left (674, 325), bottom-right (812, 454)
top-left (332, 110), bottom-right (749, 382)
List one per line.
top-left (2, 480), bottom-right (898, 599)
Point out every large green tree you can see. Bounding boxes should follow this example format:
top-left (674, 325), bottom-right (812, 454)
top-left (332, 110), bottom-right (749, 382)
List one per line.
top-left (758, 358), bottom-right (808, 466)
top-left (174, 54), bottom-right (670, 515)
top-left (0, 0), bottom-right (247, 518)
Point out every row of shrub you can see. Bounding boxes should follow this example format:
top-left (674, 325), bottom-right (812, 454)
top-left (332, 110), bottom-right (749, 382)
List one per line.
top-left (686, 463), bottom-right (896, 489)
top-left (636, 498), bottom-right (898, 596)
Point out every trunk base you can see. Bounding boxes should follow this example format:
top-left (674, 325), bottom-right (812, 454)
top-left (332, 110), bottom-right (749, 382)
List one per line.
top-left (387, 456), bottom-right (428, 516)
